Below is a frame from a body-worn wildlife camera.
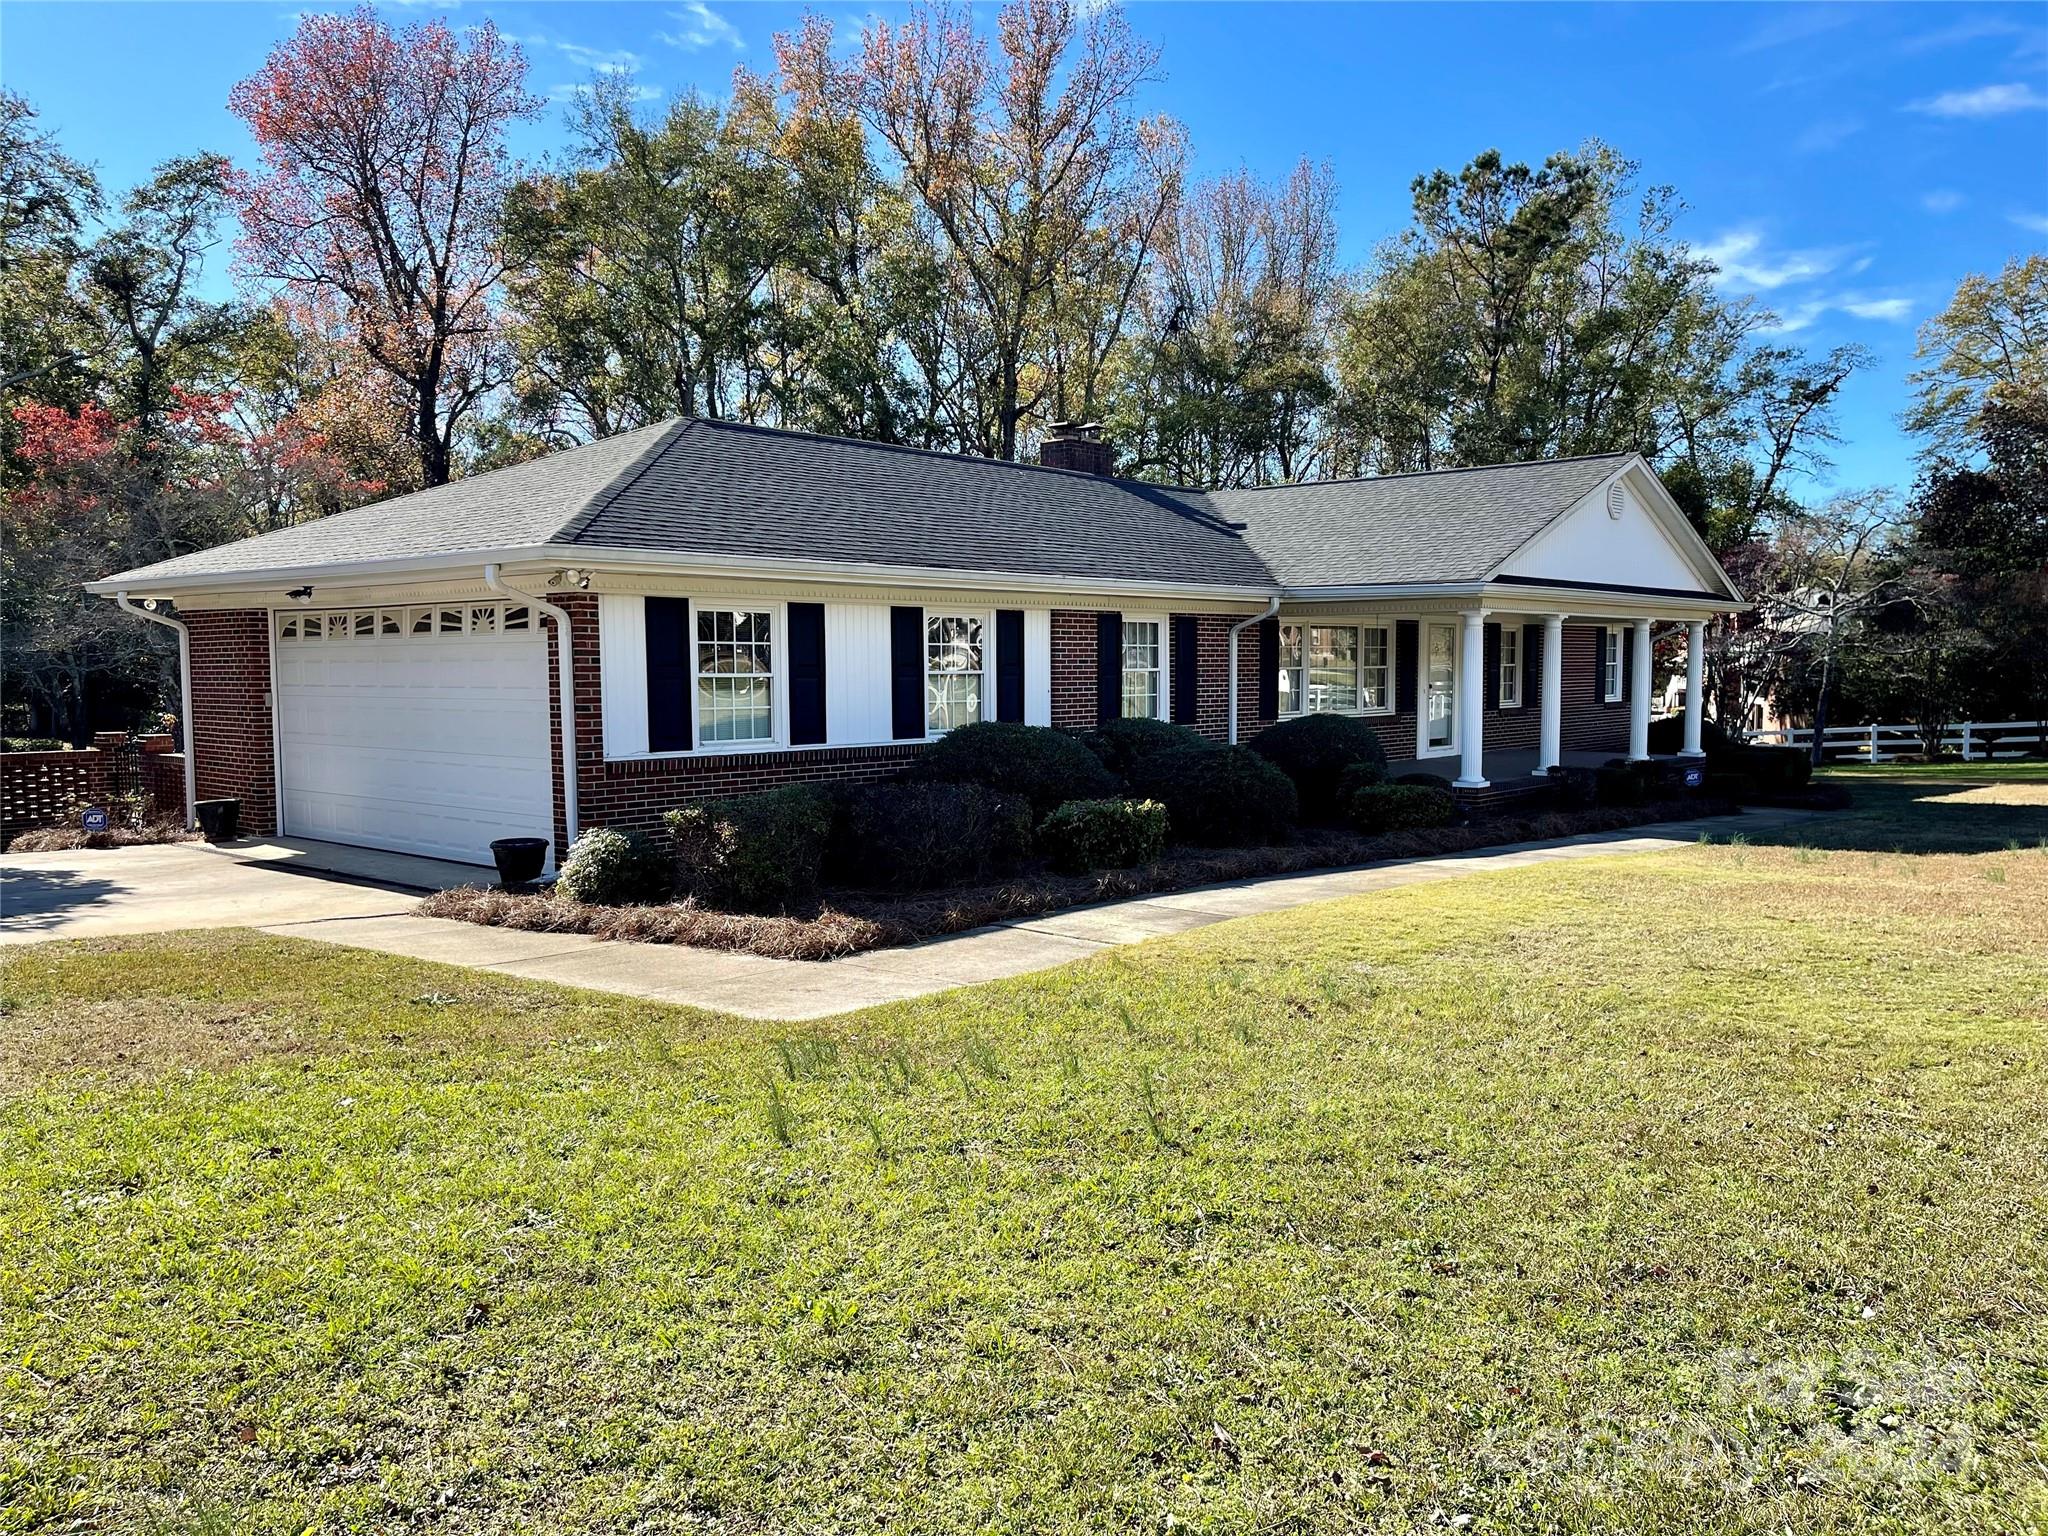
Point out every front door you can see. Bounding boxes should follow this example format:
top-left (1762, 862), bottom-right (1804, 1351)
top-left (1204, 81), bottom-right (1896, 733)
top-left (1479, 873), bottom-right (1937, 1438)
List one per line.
top-left (1424, 621), bottom-right (1456, 753)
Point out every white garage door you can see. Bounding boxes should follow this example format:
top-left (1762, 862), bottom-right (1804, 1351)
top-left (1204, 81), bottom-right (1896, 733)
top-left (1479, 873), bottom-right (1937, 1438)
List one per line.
top-left (273, 602), bottom-right (555, 867)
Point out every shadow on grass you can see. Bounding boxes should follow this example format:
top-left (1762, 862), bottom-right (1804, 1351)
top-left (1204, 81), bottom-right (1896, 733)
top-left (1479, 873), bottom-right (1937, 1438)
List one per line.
top-left (1710, 770), bottom-right (2048, 855)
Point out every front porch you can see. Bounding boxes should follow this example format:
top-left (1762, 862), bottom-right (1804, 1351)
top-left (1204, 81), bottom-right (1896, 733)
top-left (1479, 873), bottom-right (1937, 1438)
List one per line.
top-left (1388, 747), bottom-right (1700, 810)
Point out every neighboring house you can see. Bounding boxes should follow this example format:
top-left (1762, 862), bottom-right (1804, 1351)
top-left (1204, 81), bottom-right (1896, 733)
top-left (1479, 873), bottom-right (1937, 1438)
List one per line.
top-left (91, 420), bottom-right (1741, 869)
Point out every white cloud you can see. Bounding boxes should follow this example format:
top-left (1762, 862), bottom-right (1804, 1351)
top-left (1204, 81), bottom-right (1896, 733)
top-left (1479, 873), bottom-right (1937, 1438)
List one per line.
top-left (1898, 16), bottom-right (2026, 54)
top-left (551, 81), bottom-right (664, 103)
top-left (2011, 211), bottom-right (2048, 235)
top-left (1733, 6), bottom-right (1852, 55)
top-left (1841, 297), bottom-right (1914, 321)
top-left (1908, 82), bottom-right (2048, 117)
top-left (555, 40), bottom-right (644, 75)
top-left (658, 3), bottom-right (742, 52)
top-left (1695, 229), bottom-right (1858, 291)
top-left (1795, 116), bottom-right (1864, 153)
top-left (1758, 292), bottom-right (1916, 334)
top-left (1920, 189), bottom-right (1966, 214)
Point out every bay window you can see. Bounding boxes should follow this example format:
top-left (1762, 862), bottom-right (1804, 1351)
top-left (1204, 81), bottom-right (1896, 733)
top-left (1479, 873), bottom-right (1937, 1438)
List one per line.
top-left (925, 613), bottom-right (986, 734)
top-left (696, 607), bottom-right (775, 744)
top-left (1278, 622), bottom-right (1391, 715)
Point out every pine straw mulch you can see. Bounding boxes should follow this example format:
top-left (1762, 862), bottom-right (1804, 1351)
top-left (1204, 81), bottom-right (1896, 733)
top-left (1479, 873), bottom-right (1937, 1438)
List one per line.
top-left (416, 797), bottom-right (1745, 963)
top-left (3, 819), bottom-right (200, 854)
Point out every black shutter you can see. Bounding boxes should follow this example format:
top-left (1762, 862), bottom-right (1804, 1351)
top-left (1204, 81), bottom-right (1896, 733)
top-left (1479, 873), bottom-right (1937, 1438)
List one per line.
top-left (788, 602), bottom-right (826, 745)
top-left (890, 605), bottom-right (923, 739)
top-left (1619, 626), bottom-right (1633, 704)
top-left (1170, 614), bottom-right (1198, 725)
top-left (1256, 617), bottom-right (1280, 723)
top-left (645, 596), bottom-right (691, 752)
top-left (1523, 623), bottom-right (1540, 704)
top-left (1483, 623), bottom-right (1501, 711)
top-left (1096, 610), bottom-right (1122, 724)
top-left (995, 609), bottom-right (1025, 723)
top-left (1396, 620), bottom-right (1419, 714)
top-left (1591, 627), bottom-right (1607, 704)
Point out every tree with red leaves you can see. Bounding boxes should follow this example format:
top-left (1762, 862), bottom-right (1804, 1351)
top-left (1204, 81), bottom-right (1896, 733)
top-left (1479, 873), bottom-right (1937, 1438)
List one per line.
top-left (230, 7), bottom-right (540, 486)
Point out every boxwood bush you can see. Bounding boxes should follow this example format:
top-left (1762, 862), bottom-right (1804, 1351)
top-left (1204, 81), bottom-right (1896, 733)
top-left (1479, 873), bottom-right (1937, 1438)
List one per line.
top-left (1249, 714), bottom-right (1389, 821)
top-left (1037, 797), bottom-right (1169, 874)
top-left (914, 721), bottom-right (1118, 814)
top-left (1127, 745), bottom-right (1298, 847)
top-left (556, 826), bottom-right (674, 906)
top-left (1079, 717), bottom-right (1213, 781)
top-left (665, 785), bottom-right (833, 914)
top-left (1345, 782), bottom-right (1457, 835)
top-left (833, 780), bottom-right (1033, 891)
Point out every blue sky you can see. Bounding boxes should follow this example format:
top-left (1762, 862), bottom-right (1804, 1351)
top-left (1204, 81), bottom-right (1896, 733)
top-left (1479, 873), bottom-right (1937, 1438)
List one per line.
top-left (5, 1), bottom-right (2045, 495)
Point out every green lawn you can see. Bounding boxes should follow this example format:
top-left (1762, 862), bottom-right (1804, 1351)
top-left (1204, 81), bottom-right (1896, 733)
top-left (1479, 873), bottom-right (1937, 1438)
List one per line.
top-left (4, 768), bottom-right (2046, 1534)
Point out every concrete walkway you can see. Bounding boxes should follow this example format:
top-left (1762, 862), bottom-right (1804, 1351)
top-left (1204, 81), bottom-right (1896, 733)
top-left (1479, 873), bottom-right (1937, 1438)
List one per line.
top-left (3, 810), bottom-right (1811, 1019)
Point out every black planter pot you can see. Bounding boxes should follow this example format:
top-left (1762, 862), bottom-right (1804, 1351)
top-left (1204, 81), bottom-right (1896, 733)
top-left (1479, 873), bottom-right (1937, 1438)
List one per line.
top-left (194, 798), bottom-right (241, 842)
top-left (490, 836), bottom-right (549, 889)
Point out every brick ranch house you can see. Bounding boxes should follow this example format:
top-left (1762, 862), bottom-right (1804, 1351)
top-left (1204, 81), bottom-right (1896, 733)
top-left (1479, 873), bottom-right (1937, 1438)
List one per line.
top-left (90, 419), bottom-right (1743, 871)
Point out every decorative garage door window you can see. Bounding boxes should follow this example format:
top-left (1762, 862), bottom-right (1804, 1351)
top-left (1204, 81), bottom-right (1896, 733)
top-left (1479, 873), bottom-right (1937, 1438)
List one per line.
top-left (276, 603), bottom-right (534, 641)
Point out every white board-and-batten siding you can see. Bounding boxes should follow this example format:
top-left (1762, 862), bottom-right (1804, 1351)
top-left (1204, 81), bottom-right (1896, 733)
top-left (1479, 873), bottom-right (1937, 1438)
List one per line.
top-left (597, 593), bottom-right (1052, 759)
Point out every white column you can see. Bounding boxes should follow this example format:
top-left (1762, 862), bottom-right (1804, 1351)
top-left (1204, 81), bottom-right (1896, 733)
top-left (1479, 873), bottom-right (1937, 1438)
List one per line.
top-left (1680, 619), bottom-right (1706, 757)
top-left (1629, 617), bottom-right (1653, 761)
top-left (1535, 613), bottom-right (1564, 775)
top-left (1455, 608), bottom-right (1487, 788)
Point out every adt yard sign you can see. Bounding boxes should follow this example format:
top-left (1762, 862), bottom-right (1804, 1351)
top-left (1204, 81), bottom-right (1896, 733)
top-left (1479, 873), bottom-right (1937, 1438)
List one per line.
top-left (80, 806), bottom-right (110, 834)
top-left (1683, 765), bottom-right (1704, 789)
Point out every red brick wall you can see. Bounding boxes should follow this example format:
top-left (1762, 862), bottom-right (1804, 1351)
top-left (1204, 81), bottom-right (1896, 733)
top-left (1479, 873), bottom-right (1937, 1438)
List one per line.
top-left (187, 609), bottom-right (277, 835)
top-left (1188, 615), bottom-right (1232, 743)
top-left (1561, 622), bottom-right (1629, 755)
top-left (1049, 610), bottom-right (1099, 731)
top-left (1484, 621), bottom-right (1541, 753)
top-left (0, 749), bottom-right (113, 843)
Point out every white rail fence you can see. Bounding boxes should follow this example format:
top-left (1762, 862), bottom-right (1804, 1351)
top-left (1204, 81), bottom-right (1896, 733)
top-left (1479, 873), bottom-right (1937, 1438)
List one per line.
top-left (1746, 719), bottom-right (2048, 763)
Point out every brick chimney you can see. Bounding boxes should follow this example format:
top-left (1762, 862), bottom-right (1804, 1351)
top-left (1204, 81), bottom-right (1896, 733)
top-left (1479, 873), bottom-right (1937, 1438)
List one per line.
top-left (1038, 420), bottom-right (1114, 476)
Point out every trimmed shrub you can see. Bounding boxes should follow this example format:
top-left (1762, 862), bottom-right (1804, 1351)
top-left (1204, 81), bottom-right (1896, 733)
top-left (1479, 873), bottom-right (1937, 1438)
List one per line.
top-left (1249, 714), bottom-right (1390, 821)
top-left (1127, 745), bottom-right (1298, 847)
top-left (1, 736), bottom-right (66, 753)
top-left (1392, 771), bottom-right (1451, 789)
top-left (557, 826), bottom-right (673, 906)
top-left (1645, 714), bottom-right (1740, 757)
top-left (1735, 744), bottom-right (1813, 792)
top-left (1080, 717), bottom-right (1213, 781)
top-left (665, 785), bottom-right (833, 914)
top-left (1345, 782), bottom-right (1457, 835)
top-left (1545, 765), bottom-right (1599, 809)
top-left (1594, 762), bottom-right (1649, 806)
top-left (834, 780), bottom-right (1033, 891)
top-left (1704, 769), bottom-right (1757, 803)
top-left (1336, 761), bottom-right (1391, 804)
top-left (915, 720), bottom-right (1118, 815)
top-left (1038, 797), bottom-right (1169, 874)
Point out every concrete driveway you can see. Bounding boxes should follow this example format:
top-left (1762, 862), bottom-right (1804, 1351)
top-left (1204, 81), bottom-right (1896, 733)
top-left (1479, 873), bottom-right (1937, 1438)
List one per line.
top-left (0, 838), bottom-right (455, 943)
top-left (0, 811), bottom-right (1816, 1019)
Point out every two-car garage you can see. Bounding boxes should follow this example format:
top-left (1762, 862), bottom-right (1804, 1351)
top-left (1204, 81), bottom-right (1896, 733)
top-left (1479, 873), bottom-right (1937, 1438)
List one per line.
top-left (271, 602), bottom-right (555, 867)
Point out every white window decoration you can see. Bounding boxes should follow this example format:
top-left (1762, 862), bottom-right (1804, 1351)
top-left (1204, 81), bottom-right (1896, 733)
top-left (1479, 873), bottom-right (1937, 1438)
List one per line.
top-left (696, 607), bottom-right (775, 745)
top-left (925, 613), bottom-right (986, 735)
top-left (1603, 626), bottom-right (1623, 702)
top-left (324, 612), bottom-right (351, 640)
top-left (469, 605), bottom-right (498, 635)
top-left (279, 603), bottom-right (541, 643)
top-left (1278, 623), bottom-right (1391, 715)
top-left (1121, 618), bottom-right (1163, 719)
top-left (379, 611), bottom-right (400, 636)
top-left (1499, 627), bottom-right (1521, 708)
top-left (278, 614), bottom-right (302, 639)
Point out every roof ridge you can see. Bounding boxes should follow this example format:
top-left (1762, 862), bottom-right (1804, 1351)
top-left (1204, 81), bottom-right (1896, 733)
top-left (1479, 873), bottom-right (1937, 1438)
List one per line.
top-left (1210, 451), bottom-right (1635, 494)
top-left (550, 418), bottom-right (694, 545)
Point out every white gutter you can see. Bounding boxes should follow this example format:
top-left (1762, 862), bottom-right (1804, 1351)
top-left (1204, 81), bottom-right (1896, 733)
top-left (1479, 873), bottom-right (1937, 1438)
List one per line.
top-left (483, 564), bottom-right (578, 853)
top-left (1226, 595), bottom-right (1281, 745)
top-left (87, 543), bottom-right (1281, 606)
top-left (113, 592), bottom-right (197, 829)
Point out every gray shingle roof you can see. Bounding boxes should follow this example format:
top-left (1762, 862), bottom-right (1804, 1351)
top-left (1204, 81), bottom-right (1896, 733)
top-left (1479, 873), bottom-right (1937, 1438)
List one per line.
top-left (560, 417), bottom-right (1271, 588)
top-left (94, 416), bottom-right (1644, 596)
top-left (1210, 454), bottom-right (1631, 588)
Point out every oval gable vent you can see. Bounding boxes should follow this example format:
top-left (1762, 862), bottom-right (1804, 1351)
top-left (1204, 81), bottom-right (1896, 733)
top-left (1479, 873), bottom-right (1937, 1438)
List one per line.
top-left (1606, 482), bottom-right (1626, 520)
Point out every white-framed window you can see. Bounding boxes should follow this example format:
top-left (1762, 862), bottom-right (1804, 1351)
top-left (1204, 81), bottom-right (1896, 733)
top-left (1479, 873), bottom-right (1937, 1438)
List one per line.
top-left (277, 602), bottom-right (537, 643)
top-left (925, 612), bottom-right (987, 734)
top-left (695, 606), bottom-right (776, 745)
top-left (1278, 622), bottom-right (1392, 716)
top-left (1499, 626), bottom-right (1521, 708)
top-left (1121, 617), bottom-right (1164, 719)
top-left (1602, 625), bottom-right (1623, 702)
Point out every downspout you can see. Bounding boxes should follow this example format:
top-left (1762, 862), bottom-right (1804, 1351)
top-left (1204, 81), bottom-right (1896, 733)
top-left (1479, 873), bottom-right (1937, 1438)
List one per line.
top-left (483, 564), bottom-right (579, 851)
top-left (114, 592), bottom-right (197, 830)
top-left (1226, 596), bottom-right (1282, 746)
